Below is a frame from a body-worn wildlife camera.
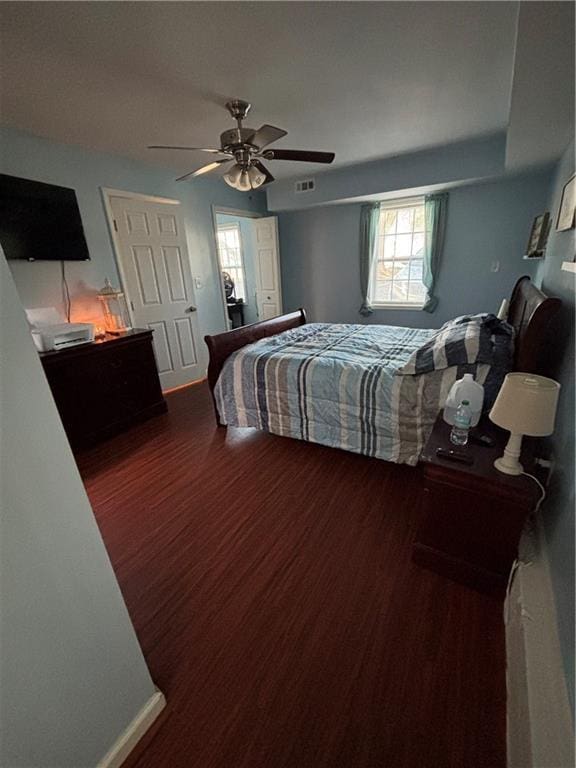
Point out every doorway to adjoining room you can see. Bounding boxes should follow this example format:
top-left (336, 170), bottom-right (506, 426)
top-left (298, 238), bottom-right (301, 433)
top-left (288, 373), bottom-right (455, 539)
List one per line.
top-left (213, 209), bottom-right (282, 329)
top-left (216, 212), bottom-right (257, 329)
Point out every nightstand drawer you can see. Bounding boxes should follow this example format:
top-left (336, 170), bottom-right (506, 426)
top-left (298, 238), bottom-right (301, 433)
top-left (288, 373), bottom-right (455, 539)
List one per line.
top-left (418, 482), bottom-right (528, 578)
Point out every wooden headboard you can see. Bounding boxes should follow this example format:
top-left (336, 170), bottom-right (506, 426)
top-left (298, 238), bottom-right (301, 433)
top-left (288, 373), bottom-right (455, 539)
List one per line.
top-left (507, 275), bottom-right (561, 373)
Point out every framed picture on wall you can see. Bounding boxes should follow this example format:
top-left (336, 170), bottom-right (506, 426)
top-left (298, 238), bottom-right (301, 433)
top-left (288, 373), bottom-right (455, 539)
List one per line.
top-left (556, 174), bottom-right (576, 231)
top-left (525, 212), bottom-right (550, 259)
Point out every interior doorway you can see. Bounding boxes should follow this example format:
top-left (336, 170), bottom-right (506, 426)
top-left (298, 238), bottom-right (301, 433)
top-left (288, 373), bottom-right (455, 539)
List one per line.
top-left (213, 208), bottom-right (282, 329)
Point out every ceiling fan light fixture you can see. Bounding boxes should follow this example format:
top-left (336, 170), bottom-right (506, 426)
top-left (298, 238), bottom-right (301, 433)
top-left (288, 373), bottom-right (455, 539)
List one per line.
top-left (223, 163), bottom-right (243, 189)
top-left (247, 165), bottom-right (266, 189)
top-left (223, 163), bottom-right (266, 192)
top-left (236, 169), bottom-right (252, 192)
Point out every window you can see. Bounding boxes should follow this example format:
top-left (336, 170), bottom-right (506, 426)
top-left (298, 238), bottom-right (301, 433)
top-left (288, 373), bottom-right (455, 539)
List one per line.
top-left (216, 224), bottom-right (246, 301)
top-left (369, 198), bottom-right (426, 308)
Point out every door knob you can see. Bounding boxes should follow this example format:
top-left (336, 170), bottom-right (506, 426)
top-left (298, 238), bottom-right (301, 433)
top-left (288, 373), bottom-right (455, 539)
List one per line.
top-left (186, 305), bottom-right (197, 313)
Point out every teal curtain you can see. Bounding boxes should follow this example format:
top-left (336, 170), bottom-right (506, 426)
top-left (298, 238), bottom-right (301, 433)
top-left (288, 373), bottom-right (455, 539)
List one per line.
top-left (359, 203), bottom-right (380, 316)
top-left (422, 193), bottom-right (448, 313)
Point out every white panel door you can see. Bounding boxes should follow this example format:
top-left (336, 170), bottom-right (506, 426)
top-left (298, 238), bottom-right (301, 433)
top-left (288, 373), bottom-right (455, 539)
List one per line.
top-left (253, 216), bottom-right (282, 320)
top-left (109, 195), bottom-right (202, 390)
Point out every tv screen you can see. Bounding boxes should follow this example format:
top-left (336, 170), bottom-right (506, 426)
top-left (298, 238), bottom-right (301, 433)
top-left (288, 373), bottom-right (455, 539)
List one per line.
top-left (0, 174), bottom-right (90, 261)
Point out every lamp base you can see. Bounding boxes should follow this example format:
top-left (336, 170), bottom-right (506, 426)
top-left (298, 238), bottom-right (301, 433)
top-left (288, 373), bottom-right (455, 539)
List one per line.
top-left (494, 456), bottom-right (524, 475)
top-left (493, 432), bottom-right (524, 475)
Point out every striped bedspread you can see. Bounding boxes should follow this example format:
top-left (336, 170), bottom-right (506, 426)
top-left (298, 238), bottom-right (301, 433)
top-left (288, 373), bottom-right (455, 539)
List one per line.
top-left (214, 322), bottom-right (495, 465)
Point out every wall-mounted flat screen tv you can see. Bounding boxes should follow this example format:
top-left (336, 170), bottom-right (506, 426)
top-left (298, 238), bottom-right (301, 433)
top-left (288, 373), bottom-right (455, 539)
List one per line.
top-left (0, 173), bottom-right (90, 261)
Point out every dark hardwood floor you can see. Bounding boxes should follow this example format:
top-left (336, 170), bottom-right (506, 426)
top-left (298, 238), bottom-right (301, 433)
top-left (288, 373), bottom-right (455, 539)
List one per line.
top-left (77, 383), bottom-right (506, 768)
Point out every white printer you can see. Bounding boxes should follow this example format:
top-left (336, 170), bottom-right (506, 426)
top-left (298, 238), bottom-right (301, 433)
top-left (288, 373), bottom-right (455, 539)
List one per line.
top-left (26, 307), bottom-right (95, 352)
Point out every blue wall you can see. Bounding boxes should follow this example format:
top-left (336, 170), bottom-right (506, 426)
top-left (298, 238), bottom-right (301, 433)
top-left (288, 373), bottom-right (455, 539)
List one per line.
top-left (279, 170), bottom-right (552, 327)
top-left (267, 134), bottom-right (507, 212)
top-left (216, 213), bottom-right (259, 325)
top-left (0, 127), bottom-right (267, 373)
top-left (535, 141), bottom-right (575, 714)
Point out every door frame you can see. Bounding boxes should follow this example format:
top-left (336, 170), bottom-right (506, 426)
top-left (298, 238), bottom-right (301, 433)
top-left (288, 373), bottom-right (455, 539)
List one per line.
top-left (101, 187), bottom-right (183, 328)
top-left (211, 205), bottom-right (264, 330)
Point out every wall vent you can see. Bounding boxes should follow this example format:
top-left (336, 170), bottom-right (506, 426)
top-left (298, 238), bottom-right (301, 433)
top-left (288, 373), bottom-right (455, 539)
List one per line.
top-left (295, 179), bottom-right (315, 193)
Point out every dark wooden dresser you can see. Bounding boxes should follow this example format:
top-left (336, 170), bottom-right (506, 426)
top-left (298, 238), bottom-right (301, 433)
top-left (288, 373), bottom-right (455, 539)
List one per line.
top-left (413, 414), bottom-right (541, 597)
top-left (40, 329), bottom-right (167, 451)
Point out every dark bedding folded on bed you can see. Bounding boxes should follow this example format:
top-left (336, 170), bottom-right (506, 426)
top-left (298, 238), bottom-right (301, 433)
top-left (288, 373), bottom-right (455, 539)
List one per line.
top-left (397, 313), bottom-right (514, 409)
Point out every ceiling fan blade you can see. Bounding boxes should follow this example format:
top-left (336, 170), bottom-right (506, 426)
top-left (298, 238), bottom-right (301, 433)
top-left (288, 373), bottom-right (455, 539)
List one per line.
top-left (176, 159), bottom-right (231, 182)
top-left (264, 149), bottom-right (335, 164)
top-left (149, 145), bottom-right (228, 154)
top-left (246, 124), bottom-right (288, 150)
top-left (253, 160), bottom-right (275, 185)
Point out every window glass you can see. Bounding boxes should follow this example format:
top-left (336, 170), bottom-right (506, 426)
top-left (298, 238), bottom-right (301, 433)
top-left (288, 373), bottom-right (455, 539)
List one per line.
top-left (217, 225), bottom-right (246, 301)
top-left (370, 200), bottom-right (426, 307)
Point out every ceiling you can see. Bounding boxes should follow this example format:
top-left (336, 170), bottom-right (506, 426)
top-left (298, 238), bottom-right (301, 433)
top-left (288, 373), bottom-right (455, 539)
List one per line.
top-left (0, 2), bottom-right (572, 183)
top-left (506, 1), bottom-right (575, 170)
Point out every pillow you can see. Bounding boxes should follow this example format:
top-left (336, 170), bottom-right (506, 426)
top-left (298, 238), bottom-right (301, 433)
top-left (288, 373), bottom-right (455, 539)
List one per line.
top-left (397, 314), bottom-right (514, 377)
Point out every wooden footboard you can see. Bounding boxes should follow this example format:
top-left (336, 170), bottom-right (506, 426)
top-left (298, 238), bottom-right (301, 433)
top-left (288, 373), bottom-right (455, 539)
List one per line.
top-left (204, 309), bottom-right (307, 425)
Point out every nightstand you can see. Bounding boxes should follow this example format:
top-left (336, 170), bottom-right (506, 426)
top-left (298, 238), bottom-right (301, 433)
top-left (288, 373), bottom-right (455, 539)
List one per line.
top-left (413, 414), bottom-right (542, 597)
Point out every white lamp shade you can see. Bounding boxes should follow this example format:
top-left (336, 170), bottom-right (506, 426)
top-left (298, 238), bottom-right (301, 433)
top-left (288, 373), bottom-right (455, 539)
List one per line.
top-left (223, 164), bottom-right (243, 189)
top-left (247, 165), bottom-right (266, 189)
top-left (489, 373), bottom-right (560, 437)
top-left (223, 163), bottom-right (266, 191)
top-left (236, 170), bottom-right (252, 192)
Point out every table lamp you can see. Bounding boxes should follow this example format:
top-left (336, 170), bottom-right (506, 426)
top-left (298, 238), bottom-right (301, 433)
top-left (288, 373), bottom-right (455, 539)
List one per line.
top-left (97, 278), bottom-right (132, 335)
top-left (489, 373), bottom-right (560, 475)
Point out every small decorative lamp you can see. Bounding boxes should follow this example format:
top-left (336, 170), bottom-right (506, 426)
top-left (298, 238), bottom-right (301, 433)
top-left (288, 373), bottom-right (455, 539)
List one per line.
top-left (489, 373), bottom-right (560, 475)
top-left (97, 278), bottom-right (132, 335)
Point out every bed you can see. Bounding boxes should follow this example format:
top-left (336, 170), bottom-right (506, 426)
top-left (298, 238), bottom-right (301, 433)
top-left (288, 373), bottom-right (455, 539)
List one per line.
top-left (205, 277), bottom-right (560, 465)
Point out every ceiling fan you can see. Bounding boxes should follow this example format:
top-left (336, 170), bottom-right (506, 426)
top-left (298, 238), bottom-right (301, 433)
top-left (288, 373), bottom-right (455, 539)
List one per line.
top-left (148, 100), bottom-right (335, 190)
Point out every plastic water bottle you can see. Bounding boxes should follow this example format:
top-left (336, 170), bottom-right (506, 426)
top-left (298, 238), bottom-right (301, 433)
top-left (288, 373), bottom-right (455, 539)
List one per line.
top-left (450, 400), bottom-right (471, 446)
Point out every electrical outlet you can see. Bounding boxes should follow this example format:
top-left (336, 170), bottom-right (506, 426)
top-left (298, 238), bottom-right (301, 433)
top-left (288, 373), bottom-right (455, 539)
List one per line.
top-left (535, 455), bottom-right (555, 482)
top-left (535, 458), bottom-right (552, 468)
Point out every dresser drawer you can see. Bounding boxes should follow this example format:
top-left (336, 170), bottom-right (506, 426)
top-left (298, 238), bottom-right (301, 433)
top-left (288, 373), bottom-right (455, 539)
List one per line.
top-left (41, 330), bottom-right (167, 450)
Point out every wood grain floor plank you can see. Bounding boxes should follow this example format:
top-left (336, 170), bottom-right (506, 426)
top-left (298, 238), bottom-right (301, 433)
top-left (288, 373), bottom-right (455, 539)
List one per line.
top-left (77, 383), bottom-right (506, 768)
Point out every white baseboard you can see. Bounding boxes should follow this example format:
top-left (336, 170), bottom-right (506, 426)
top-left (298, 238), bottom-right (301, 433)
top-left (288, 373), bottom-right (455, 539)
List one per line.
top-left (505, 515), bottom-right (574, 768)
top-left (96, 689), bottom-right (166, 768)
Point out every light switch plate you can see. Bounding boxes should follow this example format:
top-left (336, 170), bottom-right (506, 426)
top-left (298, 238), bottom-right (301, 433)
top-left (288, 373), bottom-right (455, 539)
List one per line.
top-left (194, 277), bottom-right (203, 289)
